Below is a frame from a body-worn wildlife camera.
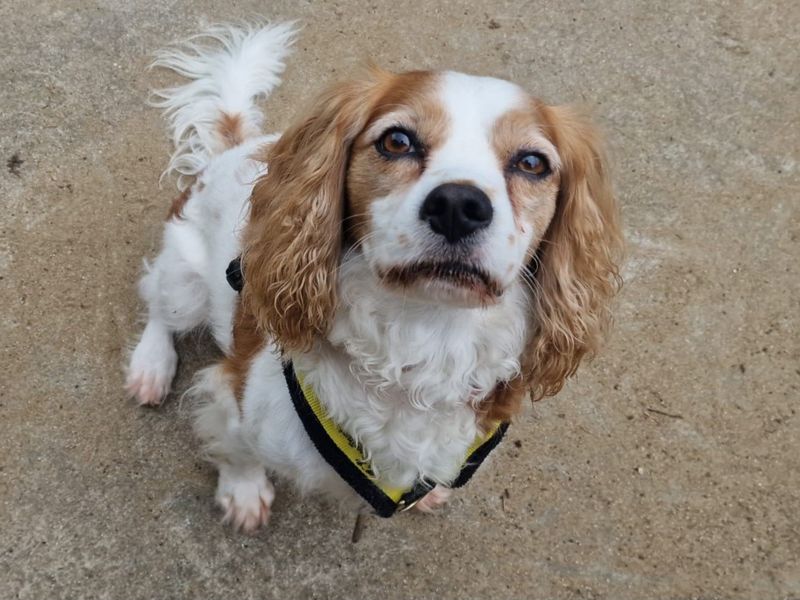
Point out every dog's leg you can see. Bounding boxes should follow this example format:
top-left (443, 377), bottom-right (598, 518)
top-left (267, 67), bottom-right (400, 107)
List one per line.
top-left (192, 365), bottom-right (275, 532)
top-left (126, 219), bottom-right (209, 406)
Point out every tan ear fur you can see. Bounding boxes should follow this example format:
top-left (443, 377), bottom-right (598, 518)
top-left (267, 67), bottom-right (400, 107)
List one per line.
top-left (241, 74), bottom-right (385, 352)
top-left (528, 105), bottom-right (624, 400)
top-left (484, 105), bottom-right (624, 422)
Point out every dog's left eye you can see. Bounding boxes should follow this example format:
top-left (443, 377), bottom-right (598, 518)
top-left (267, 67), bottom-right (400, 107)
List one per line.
top-left (377, 128), bottom-right (419, 157)
top-left (514, 152), bottom-right (550, 178)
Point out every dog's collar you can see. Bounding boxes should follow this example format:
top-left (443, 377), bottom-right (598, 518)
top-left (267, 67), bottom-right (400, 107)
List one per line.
top-left (226, 257), bottom-right (509, 517)
top-left (283, 362), bottom-right (508, 517)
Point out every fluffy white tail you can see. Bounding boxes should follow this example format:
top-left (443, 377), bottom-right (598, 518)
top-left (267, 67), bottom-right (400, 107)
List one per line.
top-left (150, 22), bottom-right (297, 190)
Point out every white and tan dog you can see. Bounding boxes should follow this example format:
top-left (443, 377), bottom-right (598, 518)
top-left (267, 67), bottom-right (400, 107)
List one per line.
top-left (126, 23), bottom-right (622, 531)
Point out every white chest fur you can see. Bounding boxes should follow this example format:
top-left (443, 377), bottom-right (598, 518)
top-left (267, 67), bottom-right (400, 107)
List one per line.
top-left (293, 256), bottom-right (529, 489)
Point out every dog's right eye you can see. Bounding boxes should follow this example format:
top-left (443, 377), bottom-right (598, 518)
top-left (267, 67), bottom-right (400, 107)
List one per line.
top-left (376, 128), bottom-right (419, 158)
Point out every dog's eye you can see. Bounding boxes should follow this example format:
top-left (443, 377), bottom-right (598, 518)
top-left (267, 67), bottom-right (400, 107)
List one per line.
top-left (377, 128), bottom-right (418, 157)
top-left (515, 152), bottom-right (550, 177)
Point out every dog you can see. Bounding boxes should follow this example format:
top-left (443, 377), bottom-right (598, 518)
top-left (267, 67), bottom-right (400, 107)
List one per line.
top-left (126, 23), bottom-right (623, 531)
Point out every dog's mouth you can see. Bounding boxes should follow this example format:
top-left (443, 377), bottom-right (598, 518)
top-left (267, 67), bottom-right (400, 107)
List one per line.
top-left (381, 260), bottom-right (502, 299)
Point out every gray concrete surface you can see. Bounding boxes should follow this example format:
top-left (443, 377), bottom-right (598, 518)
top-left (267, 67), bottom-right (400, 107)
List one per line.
top-left (1, 1), bottom-right (798, 598)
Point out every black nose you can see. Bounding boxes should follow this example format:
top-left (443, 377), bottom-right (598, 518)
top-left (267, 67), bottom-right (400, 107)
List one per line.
top-left (419, 183), bottom-right (493, 244)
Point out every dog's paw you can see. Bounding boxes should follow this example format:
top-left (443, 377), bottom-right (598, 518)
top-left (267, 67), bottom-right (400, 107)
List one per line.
top-left (125, 369), bottom-right (175, 407)
top-left (125, 324), bottom-right (178, 407)
top-left (414, 485), bottom-right (452, 513)
top-left (216, 467), bottom-right (275, 533)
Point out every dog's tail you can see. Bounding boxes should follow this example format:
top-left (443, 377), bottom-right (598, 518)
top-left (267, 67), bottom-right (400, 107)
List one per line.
top-left (150, 22), bottom-right (297, 190)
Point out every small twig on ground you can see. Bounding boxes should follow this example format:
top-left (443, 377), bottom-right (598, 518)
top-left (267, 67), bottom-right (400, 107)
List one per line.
top-left (351, 512), bottom-right (367, 543)
top-left (645, 407), bottom-right (684, 419)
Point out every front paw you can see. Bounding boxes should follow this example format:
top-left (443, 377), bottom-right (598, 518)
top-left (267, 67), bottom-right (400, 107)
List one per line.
top-left (414, 485), bottom-right (452, 513)
top-left (216, 467), bottom-right (275, 533)
top-left (125, 367), bottom-right (176, 407)
top-left (125, 324), bottom-right (178, 406)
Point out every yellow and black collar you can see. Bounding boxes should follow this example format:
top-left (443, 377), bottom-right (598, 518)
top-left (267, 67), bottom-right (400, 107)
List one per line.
top-left (284, 362), bottom-right (508, 518)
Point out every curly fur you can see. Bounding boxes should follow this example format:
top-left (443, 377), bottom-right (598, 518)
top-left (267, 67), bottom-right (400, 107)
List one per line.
top-left (528, 105), bottom-right (623, 398)
top-left (242, 74), bottom-right (385, 352)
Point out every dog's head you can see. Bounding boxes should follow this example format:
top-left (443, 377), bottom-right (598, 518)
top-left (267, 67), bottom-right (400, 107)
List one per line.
top-left (243, 68), bottom-right (622, 405)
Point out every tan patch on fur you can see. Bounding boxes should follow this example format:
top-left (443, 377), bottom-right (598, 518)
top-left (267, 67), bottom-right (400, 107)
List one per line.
top-left (346, 148), bottom-right (420, 243)
top-left (507, 175), bottom-right (560, 238)
top-left (367, 70), bottom-right (449, 139)
top-left (217, 112), bottom-right (246, 149)
top-left (480, 376), bottom-right (530, 425)
top-left (167, 188), bottom-right (191, 220)
top-left (346, 71), bottom-right (448, 244)
top-left (222, 298), bottom-right (265, 404)
top-left (491, 106), bottom-right (560, 235)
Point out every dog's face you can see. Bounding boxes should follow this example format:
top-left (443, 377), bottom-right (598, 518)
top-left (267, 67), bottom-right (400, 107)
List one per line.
top-left (346, 71), bottom-right (559, 307)
top-left (243, 68), bottom-right (622, 405)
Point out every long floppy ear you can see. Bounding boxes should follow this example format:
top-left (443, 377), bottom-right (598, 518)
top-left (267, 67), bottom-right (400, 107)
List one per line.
top-left (241, 74), bottom-right (383, 352)
top-left (528, 105), bottom-right (624, 399)
top-left (484, 105), bottom-right (623, 422)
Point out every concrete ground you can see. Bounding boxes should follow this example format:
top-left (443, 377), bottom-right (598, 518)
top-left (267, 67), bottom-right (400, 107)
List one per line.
top-left (1, 0), bottom-right (798, 598)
